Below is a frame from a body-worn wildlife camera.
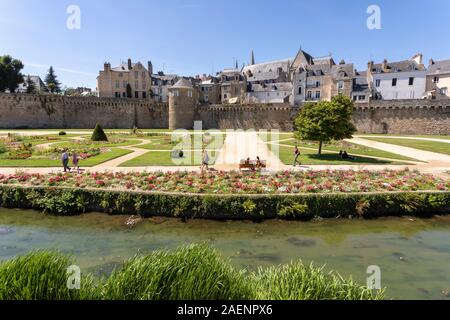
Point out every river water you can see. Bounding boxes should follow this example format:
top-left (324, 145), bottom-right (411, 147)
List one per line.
top-left (0, 208), bottom-right (449, 300)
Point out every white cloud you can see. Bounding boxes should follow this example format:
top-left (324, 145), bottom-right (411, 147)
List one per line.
top-left (24, 62), bottom-right (96, 77)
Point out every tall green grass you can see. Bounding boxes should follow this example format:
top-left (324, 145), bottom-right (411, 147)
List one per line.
top-left (0, 251), bottom-right (95, 300)
top-left (0, 244), bottom-right (384, 300)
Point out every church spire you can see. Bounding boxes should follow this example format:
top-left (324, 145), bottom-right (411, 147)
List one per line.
top-left (250, 50), bottom-right (255, 65)
top-left (235, 59), bottom-right (238, 69)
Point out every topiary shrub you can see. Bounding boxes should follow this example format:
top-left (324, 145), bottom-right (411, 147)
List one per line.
top-left (91, 123), bottom-right (108, 142)
top-left (58, 131), bottom-right (66, 136)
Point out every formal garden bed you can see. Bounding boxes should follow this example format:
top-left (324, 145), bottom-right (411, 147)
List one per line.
top-left (0, 169), bottom-right (448, 218)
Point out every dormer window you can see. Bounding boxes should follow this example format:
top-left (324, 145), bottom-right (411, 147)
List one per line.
top-left (393, 67), bottom-right (399, 72)
top-left (375, 68), bottom-right (381, 73)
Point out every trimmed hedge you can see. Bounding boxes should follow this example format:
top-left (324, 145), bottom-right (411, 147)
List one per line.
top-left (0, 185), bottom-right (449, 219)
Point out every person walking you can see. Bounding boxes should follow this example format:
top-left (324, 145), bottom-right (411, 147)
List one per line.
top-left (62, 149), bottom-right (71, 172)
top-left (72, 152), bottom-right (80, 174)
top-left (293, 146), bottom-right (301, 166)
top-left (201, 149), bottom-right (209, 171)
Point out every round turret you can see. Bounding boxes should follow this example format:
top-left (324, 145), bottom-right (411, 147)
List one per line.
top-left (168, 78), bottom-right (196, 130)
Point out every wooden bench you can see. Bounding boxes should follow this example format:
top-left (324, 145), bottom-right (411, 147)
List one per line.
top-left (239, 160), bottom-right (266, 171)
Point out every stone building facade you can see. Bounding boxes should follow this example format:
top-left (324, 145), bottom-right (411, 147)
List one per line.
top-left (97, 59), bottom-right (152, 99)
top-left (426, 58), bottom-right (450, 99)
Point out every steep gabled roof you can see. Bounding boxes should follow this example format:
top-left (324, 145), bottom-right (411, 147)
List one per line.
top-left (172, 78), bottom-right (193, 89)
top-left (428, 59), bottom-right (450, 75)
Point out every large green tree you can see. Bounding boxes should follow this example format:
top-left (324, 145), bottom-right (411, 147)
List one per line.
top-left (44, 66), bottom-right (61, 93)
top-left (294, 95), bottom-right (357, 155)
top-left (0, 55), bottom-right (24, 93)
top-left (25, 75), bottom-right (36, 94)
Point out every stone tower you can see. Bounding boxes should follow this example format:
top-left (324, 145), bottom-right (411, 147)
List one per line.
top-left (168, 78), bottom-right (196, 130)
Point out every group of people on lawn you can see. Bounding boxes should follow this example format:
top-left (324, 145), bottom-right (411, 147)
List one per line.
top-left (293, 146), bottom-right (355, 167)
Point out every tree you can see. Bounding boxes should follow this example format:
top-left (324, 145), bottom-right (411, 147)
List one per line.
top-left (294, 95), bottom-right (356, 155)
top-left (91, 123), bottom-right (108, 142)
top-left (126, 83), bottom-right (132, 98)
top-left (0, 55), bottom-right (24, 93)
top-left (25, 75), bottom-right (36, 94)
top-left (44, 66), bottom-right (61, 94)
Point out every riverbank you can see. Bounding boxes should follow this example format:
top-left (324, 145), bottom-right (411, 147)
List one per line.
top-left (0, 184), bottom-right (449, 219)
top-left (0, 243), bottom-right (383, 300)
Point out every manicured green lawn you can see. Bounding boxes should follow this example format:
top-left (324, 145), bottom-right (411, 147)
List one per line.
top-left (271, 144), bottom-right (407, 165)
top-left (275, 139), bottom-right (419, 162)
top-left (120, 150), bottom-right (220, 167)
top-left (258, 132), bottom-right (294, 142)
top-left (53, 139), bottom-right (142, 148)
top-left (0, 148), bottom-right (132, 167)
top-left (364, 138), bottom-right (450, 155)
top-left (136, 134), bottom-right (225, 151)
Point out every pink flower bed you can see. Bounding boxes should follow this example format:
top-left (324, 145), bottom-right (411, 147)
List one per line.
top-left (0, 169), bottom-right (448, 194)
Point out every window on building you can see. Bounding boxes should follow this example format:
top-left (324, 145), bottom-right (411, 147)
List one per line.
top-left (359, 95), bottom-right (366, 101)
top-left (188, 90), bottom-right (193, 97)
top-left (315, 91), bottom-right (321, 99)
top-left (135, 91), bottom-right (139, 98)
top-left (204, 95), bottom-right (209, 102)
top-left (338, 81), bottom-right (344, 90)
top-left (173, 90), bottom-right (179, 97)
top-left (122, 92), bottom-right (126, 98)
top-left (375, 79), bottom-right (381, 87)
top-left (142, 92), bottom-right (147, 99)
top-left (409, 77), bottom-right (414, 86)
top-left (123, 81), bottom-right (127, 88)
top-left (306, 91), bottom-right (312, 99)
top-left (116, 80), bottom-right (120, 88)
top-left (298, 87), bottom-right (302, 95)
top-left (433, 77), bottom-right (440, 83)
top-left (393, 67), bottom-right (399, 72)
top-left (135, 81), bottom-right (138, 89)
top-left (353, 96), bottom-right (357, 101)
top-left (142, 82), bottom-right (146, 90)
top-left (315, 80), bottom-right (320, 87)
top-left (392, 78), bottom-right (397, 87)
top-left (224, 94), bottom-right (227, 99)
top-left (135, 71), bottom-right (139, 78)
top-left (115, 92), bottom-right (120, 98)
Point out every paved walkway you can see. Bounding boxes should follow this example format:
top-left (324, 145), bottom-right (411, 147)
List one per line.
top-left (357, 135), bottom-right (450, 144)
top-left (214, 131), bottom-right (285, 171)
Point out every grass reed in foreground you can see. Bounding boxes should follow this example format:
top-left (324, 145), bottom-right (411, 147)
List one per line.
top-left (0, 244), bottom-right (384, 300)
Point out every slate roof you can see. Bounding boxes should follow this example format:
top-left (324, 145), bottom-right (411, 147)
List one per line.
top-left (250, 82), bottom-right (292, 92)
top-left (353, 71), bottom-right (370, 93)
top-left (172, 78), bottom-right (193, 89)
top-left (243, 58), bottom-right (291, 82)
top-left (428, 59), bottom-right (450, 75)
top-left (111, 63), bottom-right (136, 72)
top-left (370, 60), bottom-right (426, 73)
top-left (331, 63), bottom-right (354, 79)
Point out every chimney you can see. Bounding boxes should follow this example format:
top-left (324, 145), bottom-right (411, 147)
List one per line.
top-left (128, 58), bottom-right (132, 70)
top-left (147, 61), bottom-right (153, 75)
top-left (367, 61), bottom-right (374, 73)
top-left (104, 62), bottom-right (110, 72)
top-left (382, 59), bottom-right (388, 71)
top-left (429, 58), bottom-right (435, 67)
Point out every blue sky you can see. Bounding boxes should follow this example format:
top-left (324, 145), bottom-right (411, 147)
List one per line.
top-left (1, 0), bottom-right (450, 89)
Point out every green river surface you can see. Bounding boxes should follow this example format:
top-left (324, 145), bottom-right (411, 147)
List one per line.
top-left (0, 208), bottom-right (449, 300)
